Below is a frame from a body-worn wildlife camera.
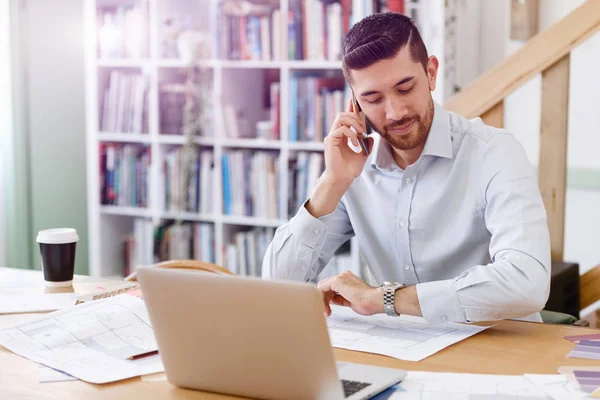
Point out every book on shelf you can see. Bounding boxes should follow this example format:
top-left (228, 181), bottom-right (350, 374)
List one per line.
top-left (218, 1), bottom-right (282, 61)
top-left (154, 221), bottom-right (215, 264)
top-left (286, 0), bottom-right (410, 61)
top-left (161, 147), bottom-right (214, 214)
top-left (287, 0), bottom-right (347, 61)
top-left (100, 144), bottom-right (150, 207)
top-left (96, 3), bottom-right (149, 59)
top-left (289, 75), bottom-right (345, 142)
top-left (302, 0), bottom-right (342, 61)
top-left (289, 151), bottom-right (325, 216)
top-left (158, 75), bottom-right (213, 136)
top-left (222, 150), bottom-right (279, 219)
top-left (101, 71), bottom-right (149, 134)
top-left (316, 238), bottom-right (368, 281)
top-left (225, 227), bottom-right (275, 276)
top-left (317, 252), bottom-right (353, 281)
top-left (269, 82), bottom-right (281, 139)
top-left (222, 104), bottom-right (240, 139)
top-left (385, 0), bottom-right (405, 14)
top-left (223, 81), bottom-right (280, 141)
top-left (123, 218), bottom-right (154, 277)
top-left (159, 86), bottom-right (187, 135)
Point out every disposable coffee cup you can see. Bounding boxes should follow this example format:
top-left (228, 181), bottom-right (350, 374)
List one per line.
top-left (36, 228), bottom-right (79, 287)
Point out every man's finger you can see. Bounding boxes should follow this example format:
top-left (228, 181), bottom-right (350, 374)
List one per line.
top-left (322, 288), bottom-right (339, 316)
top-left (332, 113), bottom-right (365, 134)
top-left (317, 275), bottom-right (340, 294)
top-left (325, 289), bottom-right (336, 304)
top-left (329, 126), bottom-right (361, 147)
top-left (319, 289), bottom-right (332, 316)
top-left (331, 294), bottom-right (351, 308)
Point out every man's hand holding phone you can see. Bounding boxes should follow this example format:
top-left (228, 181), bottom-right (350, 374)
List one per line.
top-left (305, 99), bottom-right (373, 218)
top-left (322, 99), bottom-right (374, 185)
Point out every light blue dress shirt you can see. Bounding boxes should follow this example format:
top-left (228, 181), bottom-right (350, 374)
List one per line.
top-left (262, 101), bottom-right (551, 324)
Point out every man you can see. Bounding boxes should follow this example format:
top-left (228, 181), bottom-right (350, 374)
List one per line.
top-left (262, 12), bottom-right (550, 324)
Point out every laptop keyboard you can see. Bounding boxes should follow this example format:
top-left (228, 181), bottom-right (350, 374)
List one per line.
top-left (342, 379), bottom-right (372, 397)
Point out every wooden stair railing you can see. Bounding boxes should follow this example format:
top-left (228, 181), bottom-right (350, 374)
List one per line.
top-left (443, 0), bottom-right (600, 317)
top-left (444, 0), bottom-right (600, 122)
top-left (581, 265), bottom-right (600, 311)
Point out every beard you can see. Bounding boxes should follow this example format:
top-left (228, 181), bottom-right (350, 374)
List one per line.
top-left (371, 98), bottom-right (434, 151)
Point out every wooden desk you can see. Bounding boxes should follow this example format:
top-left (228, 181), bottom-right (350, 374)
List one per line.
top-left (1, 267), bottom-right (600, 399)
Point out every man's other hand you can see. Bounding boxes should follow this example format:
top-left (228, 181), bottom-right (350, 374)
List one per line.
top-left (317, 271), bottom-right (383, 317)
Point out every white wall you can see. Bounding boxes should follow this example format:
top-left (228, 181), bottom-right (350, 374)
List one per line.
top-left (455, 0), bottom-right (509, 91)
top-left (0, 0), bottom-right (10, 267)
top-left (455, 1), bottom-right (600, 274)
top-left (505, 0), bottom-right (600, 274)
top-left (4, 0), bottom-right (90, 273)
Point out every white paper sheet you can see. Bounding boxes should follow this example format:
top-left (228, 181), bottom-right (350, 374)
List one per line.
top-left (0, 293), bottom-right (78, 314)
top-left (0, 295), bottom-right (164, 384)
top-left (372, 371), bottom-right (572, 399)
top-left (524, 374), bottom-right (589, 400)
top-left (326, 305), bottom-right (490, 361)
top-left (39, 364), bottom-right (78, 383)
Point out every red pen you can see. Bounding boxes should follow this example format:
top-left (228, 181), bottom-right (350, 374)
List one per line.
top-left (128, 350), bottom-right (159, 360)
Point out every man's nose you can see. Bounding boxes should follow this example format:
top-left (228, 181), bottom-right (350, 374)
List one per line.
top-left (384, 97), bottom-right (409, 121)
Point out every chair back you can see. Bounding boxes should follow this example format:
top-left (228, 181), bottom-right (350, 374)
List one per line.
top-left (126, 259), bottom-right (235, 281)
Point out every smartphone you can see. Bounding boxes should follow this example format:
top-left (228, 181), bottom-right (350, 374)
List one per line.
top-left (351, 92), bottom-right (372, 155)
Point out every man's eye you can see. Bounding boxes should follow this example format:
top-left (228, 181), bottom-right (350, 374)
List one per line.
top-left (366, 98), bottom-right (382, 104)
top-left (398, 87), bottom-right (413, 94)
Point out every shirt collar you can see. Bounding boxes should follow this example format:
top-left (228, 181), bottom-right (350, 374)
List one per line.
top-left (370, 100), bottom-right (454, 171)
top-left (421, 100), bottom-right (454, 159)
top-left (370, 135), bottom-right (398, 171)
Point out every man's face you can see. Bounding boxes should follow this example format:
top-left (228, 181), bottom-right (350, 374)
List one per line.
top-left (349, 47), bottom-right (438, 152)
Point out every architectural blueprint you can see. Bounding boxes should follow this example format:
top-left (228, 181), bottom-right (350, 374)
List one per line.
top-left (326, 305), bottom-right (490, 361)
top-left (371, 371), bottom-right (586, 399)
top-left (0, 295), bottom-right (163, 383)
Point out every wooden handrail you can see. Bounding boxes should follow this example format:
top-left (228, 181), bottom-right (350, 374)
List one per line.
top-left (444, 0), bottom-right (600, 119)
top-left (440, 0), bottom-right (600, 318)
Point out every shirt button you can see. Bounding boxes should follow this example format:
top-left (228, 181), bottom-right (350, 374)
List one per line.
top-left (404, 264), bottom-right (411, 271)
top-left (440, 315), bottom-right (448, 322)
top-left (399, 221), bottom-right (406, 228)
top-left (313, 229), bottom-right (320, 235)
top-left (405, 177), bottom-right (412, 184)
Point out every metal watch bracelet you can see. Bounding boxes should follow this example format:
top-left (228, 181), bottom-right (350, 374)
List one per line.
top-left (381, 281), bottom-right (405, 316)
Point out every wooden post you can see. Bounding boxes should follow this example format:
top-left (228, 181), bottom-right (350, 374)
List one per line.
top-left (510, 0), bottom-right (539, 41)
top-left (539, 54), bottom-right (570, 261)
top-left (481, 100), bottom-right (504, 129)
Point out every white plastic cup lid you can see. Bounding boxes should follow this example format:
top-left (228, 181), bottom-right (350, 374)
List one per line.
top-left (36, 228), bottom-right (79, 244)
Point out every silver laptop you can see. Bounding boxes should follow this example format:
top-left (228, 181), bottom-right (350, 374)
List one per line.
top-left (137, 267), bottom-right (406, 400)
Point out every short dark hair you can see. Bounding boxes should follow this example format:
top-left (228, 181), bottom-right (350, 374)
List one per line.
top-left (342, 12), bottom-right (428, 81)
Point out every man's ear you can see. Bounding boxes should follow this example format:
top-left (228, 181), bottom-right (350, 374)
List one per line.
top-left (426, 56), bottom-right (439, 92)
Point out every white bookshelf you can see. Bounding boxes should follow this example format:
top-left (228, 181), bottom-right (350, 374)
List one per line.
top-left (85, 0), bottom-right (451, 278)
top-left (98, 133), bottom-right (152, 143)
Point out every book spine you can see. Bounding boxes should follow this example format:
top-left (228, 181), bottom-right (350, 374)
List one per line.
top-left (222, 153), bottom-right (231, 215)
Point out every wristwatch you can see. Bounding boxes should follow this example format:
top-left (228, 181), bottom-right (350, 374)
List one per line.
top-left (381, 281), bottom-right (405, 316)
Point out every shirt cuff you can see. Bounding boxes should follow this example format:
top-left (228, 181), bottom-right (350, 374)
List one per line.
top-left (416, 280), bottom-right (466, 324)
top-left (289, 201), bottom-right (330, 248)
